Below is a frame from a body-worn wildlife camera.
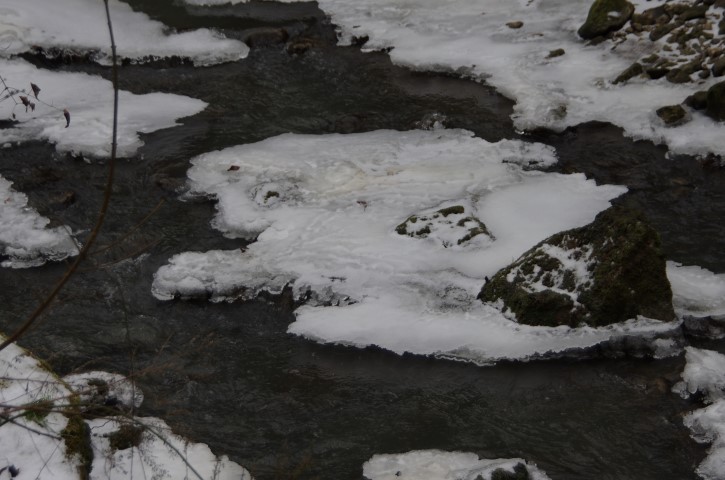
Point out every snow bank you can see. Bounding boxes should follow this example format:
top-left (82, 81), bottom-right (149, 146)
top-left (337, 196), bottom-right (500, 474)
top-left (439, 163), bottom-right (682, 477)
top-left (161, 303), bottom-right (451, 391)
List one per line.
top-left (0, 58), bottom-right (207, 157)
top-left (152, 129), bottom-right (685, 364)
top-left (0, 173), bottom-right (79, 268)
top-left (0, 0), bottom-right (248, 65)
top-left (311, 0), bottom-right (724, 156)
top-left (0, 333), bottom-right (253, 480)
top-left (362, 450), bottom-right (550, 480)
top-left (676, 347), bottom-right (725, 480)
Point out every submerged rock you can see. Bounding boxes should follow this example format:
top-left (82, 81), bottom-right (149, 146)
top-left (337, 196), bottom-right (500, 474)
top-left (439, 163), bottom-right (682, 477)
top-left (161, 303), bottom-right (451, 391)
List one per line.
top-left (578, 0), bottom-right (635, 39)
top-left (478, 206), bottom-right (675, 327)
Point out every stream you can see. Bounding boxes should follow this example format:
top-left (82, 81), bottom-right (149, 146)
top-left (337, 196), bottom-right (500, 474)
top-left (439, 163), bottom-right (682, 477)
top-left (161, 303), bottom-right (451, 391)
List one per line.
top-left (2, 0), bottom-right (724, 478)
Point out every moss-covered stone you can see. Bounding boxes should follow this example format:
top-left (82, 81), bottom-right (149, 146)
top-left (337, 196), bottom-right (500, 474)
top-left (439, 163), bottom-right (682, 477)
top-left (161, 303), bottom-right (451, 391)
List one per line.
top-left (547, 48), bottom-right (566, 58)
top-left (613, 62), bottom-right (643, 84)
top-left (706, 80), bottom-right (725, 121)
top-left (23, 399), bottom-right (54, 424)
top-left (478, 206), bottom-right (675, 327)
top-left (712, 57), bottom-right (725, 77)
top-left (62, 413), bottom-right (93, 479)
top-left (437, 205), bottom-right (465, 216)
top-left (109, 423), bottom-right (145, 451)
top-left (578, 0), bottom-right (635, 39)
top-left (678, 4), bottom-right (709, 21)
top-left (650, 23), bottom-right (676, 41)
top-left (656, 104), bottom-right (690, 126)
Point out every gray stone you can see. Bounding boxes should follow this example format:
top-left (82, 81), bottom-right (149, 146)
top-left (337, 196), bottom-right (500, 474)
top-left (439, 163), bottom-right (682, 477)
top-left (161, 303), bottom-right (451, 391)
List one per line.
top-left (578, 0), bottom-right (635, 39)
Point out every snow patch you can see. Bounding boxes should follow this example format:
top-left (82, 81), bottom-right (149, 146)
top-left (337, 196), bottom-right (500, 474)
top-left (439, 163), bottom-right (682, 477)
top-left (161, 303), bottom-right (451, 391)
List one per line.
top-left (0, 0), bottom-right (248, 65)
top-left (0, 174), bottom-right (78, 268)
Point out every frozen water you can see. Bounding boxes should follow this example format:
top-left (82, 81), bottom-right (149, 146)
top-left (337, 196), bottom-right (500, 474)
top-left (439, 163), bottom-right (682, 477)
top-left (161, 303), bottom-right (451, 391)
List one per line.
top-left (0, 333), bottom-right (253, 480)
top-left (152, 129), bottom-right (686, 364)
top-left (362, 450), bottom-right (551, 480)
top-left (0, 58), bottom-right (207, 158)
top-left (0, 173), bottom-right (79, 268)
top-left (667, 262), bottom-right (725, 318)
top-left (0, 0), bottom-right (248, 65)
top-left (307, 0), bottom-right (724, 156)
top-left (677, 348), bottom-right (725, 480)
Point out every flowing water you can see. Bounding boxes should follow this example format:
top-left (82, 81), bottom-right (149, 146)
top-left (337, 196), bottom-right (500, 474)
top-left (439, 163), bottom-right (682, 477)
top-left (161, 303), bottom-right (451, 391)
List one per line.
top-left (2, 1), bottom-right (725, 478)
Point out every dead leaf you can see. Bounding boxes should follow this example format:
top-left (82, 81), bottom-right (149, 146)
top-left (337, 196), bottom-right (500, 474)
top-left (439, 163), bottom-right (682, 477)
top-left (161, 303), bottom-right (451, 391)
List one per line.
top-left (227, 165), bottom-right (240, 171)
top-left (30, 83), bottom-right (41, 99)
top-left (63, 109), bottom-right (70, 128)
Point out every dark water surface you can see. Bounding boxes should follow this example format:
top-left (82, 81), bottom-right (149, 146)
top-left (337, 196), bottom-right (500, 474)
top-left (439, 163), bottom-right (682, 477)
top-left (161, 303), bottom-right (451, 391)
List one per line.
top-left (2, 0), bottom-right (724, 478)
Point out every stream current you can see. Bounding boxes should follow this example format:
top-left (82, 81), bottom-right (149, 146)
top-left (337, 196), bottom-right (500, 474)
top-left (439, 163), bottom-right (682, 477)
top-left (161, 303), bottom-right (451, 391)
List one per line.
top-left (2, 1), bottom-right (725, 478)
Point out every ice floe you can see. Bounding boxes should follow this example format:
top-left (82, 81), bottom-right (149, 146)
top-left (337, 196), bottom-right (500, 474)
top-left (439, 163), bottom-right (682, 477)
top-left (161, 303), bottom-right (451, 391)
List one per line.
top-left (667, 261), bottom-right (725, 319)
top-left (151, 129), bottom-right (689, 364)
top-left (0, 333), bottom-right (253, 480)
top-left (0, 58), bottom-right (207, 157)
top-left (0, 173), bottom-right (79, 268)
top-left (307, 0), bottom-right (724, 156)
top-left (676, 347), bottom-right (725, 480)
top-left (0, 0), bottom-right (248, 65)
top-left (362, 450), bottom-right (550, 480)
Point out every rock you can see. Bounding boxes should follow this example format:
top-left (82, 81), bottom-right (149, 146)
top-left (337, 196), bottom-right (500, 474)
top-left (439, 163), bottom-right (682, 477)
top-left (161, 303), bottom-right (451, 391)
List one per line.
top-left (506, 21), bottom-right (524, 29)
top-left (395, 205), bottom-right (494, 248)
top-left (491, 463), bottom-right (530, 480)
top-left (613, 62), bottom-right (643, 84)
top-left (666, 65), bottom-right (695, 83)
top-left (685, 90), bottom-right (709, 110)
top-left (706, 80), bottom-right (725, 120)
top-left (478, 206), bottom-right (675, 328)
top-left (678, 4), bottom-right (710, 21)
top-left (578, 0), bottom-right (635, 39)
top-left (650, 23), bottom-right (677, 41)
top-left (656, 104), bottom-right (690, 126)
top-left (712, 57), bottom-right (725, 77)
top-left (632, 5), bottom-right (670, 25)
top-left (547, 48), bottom-right (566, 58)
top-left (645, 67), bottom-right (670, 79)
top-left (244, 28), bottom-right (289, 48)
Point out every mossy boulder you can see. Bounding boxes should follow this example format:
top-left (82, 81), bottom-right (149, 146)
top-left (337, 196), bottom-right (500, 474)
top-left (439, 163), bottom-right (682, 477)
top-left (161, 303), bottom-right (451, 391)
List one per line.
top-left (685, 90), bottom-right (709, 110)
top-left (396, 205), bottom-right (494, 248)
top-left (478, 206), bottom-right (675, 327)
top-left (613, 62), bottom-right (643, 84)
top-left (706, 80), bottom-right (725, 121)
top-left (578, 0), bottom-right (635, 39)
top-left (656, 104), bottom-right (690, 126)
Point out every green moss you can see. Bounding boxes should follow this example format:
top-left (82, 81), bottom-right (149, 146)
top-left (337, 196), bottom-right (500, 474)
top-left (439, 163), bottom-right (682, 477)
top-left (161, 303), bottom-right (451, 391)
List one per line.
top-left (436, 205), bottom-right (465, 217)
top-left (109, 423), bottom-right (145, 451)
top-left (415, 226), bottom-right (432, 236)
top-left (479, 206), bottom-right (674, 327)
top-left (264, 190), bottom-right (280, 201)
top-left (395, 223), bottom-right (408, 235)
top-left (62, 414), bottom-right (93, 479)
top-left (23, 399), bottom-right (54, 424)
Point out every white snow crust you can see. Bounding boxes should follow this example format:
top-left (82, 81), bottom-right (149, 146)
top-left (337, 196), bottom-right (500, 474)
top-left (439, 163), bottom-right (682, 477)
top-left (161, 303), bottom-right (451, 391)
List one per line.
top-left (311, 0), bottom-right (724, 156)
top-left (151, 129), bottom-right (686, 364)
top-left (0, 58), bottom-right (207, 157)
top-left (667, 261), bottom-right (725, 318)
top-left (0, 0), bottom-right (248, 65)
top-left (676, 348), bottom-right (725, 480)
top-left (0, 173), bottom-right (79, 268)
top-left (0, 333), bottom-right (253, 480)
top-left (362, 450), bottom-right (551, 480)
